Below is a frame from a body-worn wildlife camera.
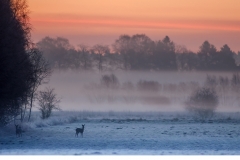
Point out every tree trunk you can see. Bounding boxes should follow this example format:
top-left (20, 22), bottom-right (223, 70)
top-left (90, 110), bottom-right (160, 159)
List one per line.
top-left (21, 103), bottom-right (27, 122)
top-left (28, 91), bottom-right (34, 122)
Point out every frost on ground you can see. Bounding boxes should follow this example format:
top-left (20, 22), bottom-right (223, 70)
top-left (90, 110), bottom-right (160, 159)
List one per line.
top-left (1, 111), bottom-right (240, 155)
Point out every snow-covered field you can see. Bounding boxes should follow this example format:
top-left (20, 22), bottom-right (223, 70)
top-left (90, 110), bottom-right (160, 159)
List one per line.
top-left (1, 111), bottom-right (240, 155)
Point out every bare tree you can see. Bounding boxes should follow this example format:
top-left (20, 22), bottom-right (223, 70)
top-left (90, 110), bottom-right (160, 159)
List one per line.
top-left (113, 35), bottom-right (132, 70)
top-left (92, 44), bottom-right (110, 71)
top-left (113, 34), bottom-right (154, 70)
top-left (36, 37), bottom-right (74, 69)
top-left (77, 44), bottom-right (92, 70)
top-left (37, 88), bottom-right (61, 119)
top-left (27, 48), bottom-right (52, 121)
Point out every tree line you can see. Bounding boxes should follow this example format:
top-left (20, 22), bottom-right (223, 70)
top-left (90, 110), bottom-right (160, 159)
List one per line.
top-left (37, 35), bottom-right (240, 71)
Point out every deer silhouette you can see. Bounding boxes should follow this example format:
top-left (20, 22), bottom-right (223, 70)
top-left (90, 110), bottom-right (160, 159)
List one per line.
top-left (15, 125), bottom-right (22, 137)
top-left (75, 124), bottom-right (85, 137)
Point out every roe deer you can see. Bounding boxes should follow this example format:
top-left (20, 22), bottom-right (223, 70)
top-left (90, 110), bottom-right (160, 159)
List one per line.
top-left (75, 124), bottom-right (85, 137)
top-left (15, 125), bottom-right (22, 137)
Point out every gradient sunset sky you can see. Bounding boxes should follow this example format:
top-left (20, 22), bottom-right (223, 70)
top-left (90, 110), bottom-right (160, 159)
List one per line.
top-left (29, 0), bottom-right (240, 52)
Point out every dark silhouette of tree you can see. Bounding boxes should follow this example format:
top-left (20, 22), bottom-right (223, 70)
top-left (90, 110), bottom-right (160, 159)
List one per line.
top-left (113, 35), bottom-right (132, 70)
top-left (197, 41), bottom-right (238, 71)
top-left (37, 37), bottom-right (74, 70)
top-left (234, 51), bottom-right (240, 66)
top-left (92, 44), bottom-right (110, 71)
top-left (104, 52), bottom-right (122, 71)
top-left (27, 48), bottom-right (51, 121)
top-left (36, 35), bottom-right (239, 72)
top-left (176, 51), bottom-right (199, 71)
top-left (175, 45), bottom-right (199, 71)
top-left (0, 0), bottom-right (34, 125)
top-left (113, 34), bottom-right (154, 70)
top-left (217, 44), bottom-right (237, 71)
top-left (130, 34), bottom-right (154, 70)
top-left (197, 41), bottom-right (217, 70)
top-left (152, 36), bottom-right (177, 70)
top-left (77, 44), bottom-right (92, 70)
top-left (37, 88), bottom-right (61, 119)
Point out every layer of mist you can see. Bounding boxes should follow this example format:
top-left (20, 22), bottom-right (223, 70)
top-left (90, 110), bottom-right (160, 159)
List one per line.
top-left (38, 70), bottom-right (240, 112)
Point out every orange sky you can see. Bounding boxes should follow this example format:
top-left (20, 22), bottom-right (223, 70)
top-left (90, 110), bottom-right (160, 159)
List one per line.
top-left (29, 0), bottom-right (240, 52)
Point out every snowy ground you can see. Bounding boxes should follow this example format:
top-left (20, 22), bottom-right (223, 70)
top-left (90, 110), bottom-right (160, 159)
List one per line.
top-left (1, 111), bottom-right (240, 155)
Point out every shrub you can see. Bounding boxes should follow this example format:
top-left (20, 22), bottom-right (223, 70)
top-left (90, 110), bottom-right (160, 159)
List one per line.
top-left (185, 87), bottom-right (218, 120)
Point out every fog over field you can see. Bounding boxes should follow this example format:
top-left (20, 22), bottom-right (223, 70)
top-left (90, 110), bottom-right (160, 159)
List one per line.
top-left (3, 0), bottom-right (240, 156)
top-left (38, 70), bottom-right (240, 113)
